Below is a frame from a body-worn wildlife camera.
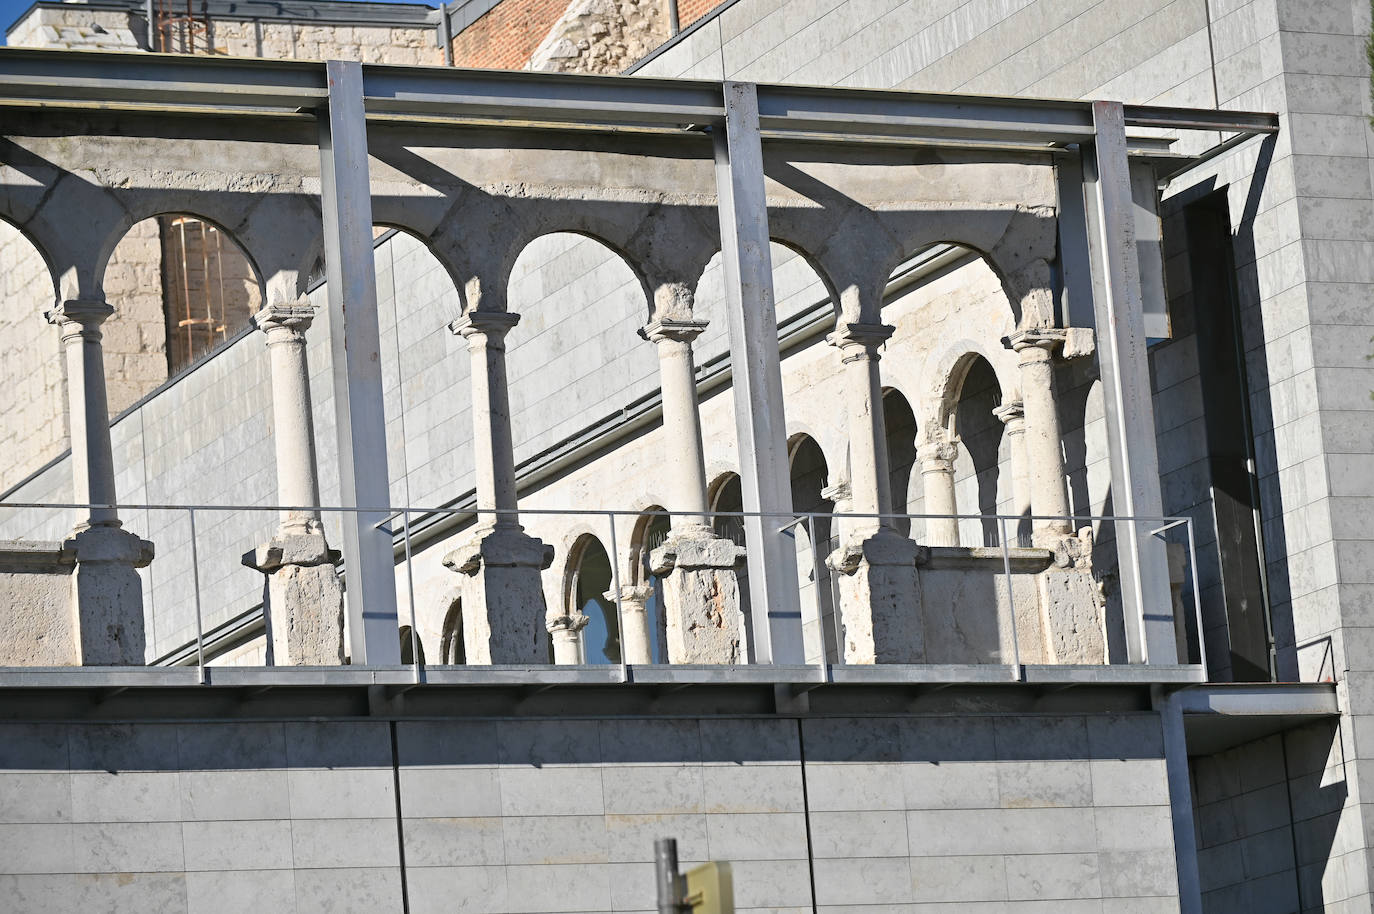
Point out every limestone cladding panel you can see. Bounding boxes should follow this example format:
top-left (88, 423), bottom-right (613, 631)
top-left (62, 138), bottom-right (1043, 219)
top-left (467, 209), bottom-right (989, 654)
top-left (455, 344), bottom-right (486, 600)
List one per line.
top-left (0, 713), bottom-right (1177, 910)
top-left (6, 7), bottom-right (140, 50)
top-left (0, 221), bottom-right (68, 495)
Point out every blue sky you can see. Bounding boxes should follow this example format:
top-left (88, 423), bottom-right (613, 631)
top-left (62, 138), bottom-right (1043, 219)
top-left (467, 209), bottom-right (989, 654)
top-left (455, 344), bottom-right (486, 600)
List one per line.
top-left (1, 0), bottom-right (430, 44)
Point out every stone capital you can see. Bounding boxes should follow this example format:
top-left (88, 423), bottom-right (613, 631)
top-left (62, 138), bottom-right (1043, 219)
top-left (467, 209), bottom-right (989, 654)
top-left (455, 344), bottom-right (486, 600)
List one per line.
top-left (252, 299), bottom-right (317, 337)
top-left (639, 318), bottom-right (708, 345)
top-left (443, 526), bottom-right (554, 576)
top-left (917, 439), bottom-right (959, 471)
top-left (821, 480), bottom-right (852, 508)
top-left (604, 583), bottom-right (655, 605)
top-left (649, 529), bottom-right (744, 575)
top-left (1005, 327), bottom-right (1094, 360)
top-left (547, 611), bottom-right (590, 635)
top-left (449, 310), bottom-right (521, 342)
top-left (992, 400), bottom-right (1025, 428)
top-left (61, 525), bottom-right (155, 568)
top-left (242, 532), bottom-right (338, 573)
top-left (827, 322), bottom-right (895, 361)
top-left (47, 299), bottom-right (114, 337)
top-left (827, 526), bottom-right (924, 575)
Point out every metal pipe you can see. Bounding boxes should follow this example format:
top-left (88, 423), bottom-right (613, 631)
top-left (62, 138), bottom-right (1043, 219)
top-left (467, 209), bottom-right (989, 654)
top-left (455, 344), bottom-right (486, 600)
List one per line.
top-left (667, 0), bottom-right (680, 36)
top-left (438, 1), bottom-right (453, 67)
top-left (654, 837), bottom-right (681, 914)
top-left (188, 508), bottom-right (206, 683)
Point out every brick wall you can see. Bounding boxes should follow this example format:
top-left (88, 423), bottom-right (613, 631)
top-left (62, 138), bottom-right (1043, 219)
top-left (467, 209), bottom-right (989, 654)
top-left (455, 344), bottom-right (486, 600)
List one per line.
top-left (452, 0), bottom-right (569, 69)
top-left (676, 0), bottom-right (725, 30)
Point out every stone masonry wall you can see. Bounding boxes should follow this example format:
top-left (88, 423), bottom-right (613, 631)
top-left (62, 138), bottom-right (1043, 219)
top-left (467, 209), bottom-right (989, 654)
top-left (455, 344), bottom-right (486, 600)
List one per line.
top-left (528, 0), bottom-right (671, 74)
top-left (204, 21), bottom-right (443, 65)
top-left (0, 711), bottom-right (1179, 913)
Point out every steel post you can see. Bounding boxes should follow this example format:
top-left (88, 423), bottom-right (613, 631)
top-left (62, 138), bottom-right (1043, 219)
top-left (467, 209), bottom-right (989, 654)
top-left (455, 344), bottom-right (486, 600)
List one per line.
top-left (318, 59), bottom-right (401, 665)
top-left (712, 80), bottom-right (804, 664)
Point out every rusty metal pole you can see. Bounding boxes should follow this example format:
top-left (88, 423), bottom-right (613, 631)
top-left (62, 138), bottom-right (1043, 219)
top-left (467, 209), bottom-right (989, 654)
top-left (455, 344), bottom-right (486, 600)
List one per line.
top-left (655, 837), bottom-right (682, 914)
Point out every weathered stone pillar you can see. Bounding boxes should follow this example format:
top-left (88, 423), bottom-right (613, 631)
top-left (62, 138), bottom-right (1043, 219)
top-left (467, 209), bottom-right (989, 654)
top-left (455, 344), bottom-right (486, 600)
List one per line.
top-left (992, 399), bottom-right (1032, 544)
top-left (642, 318), bottom-right (746, 664)
top-left (1008, 330), bottom-right (1072, 542)
top-left (547, 610), bottom-right (589, 664)
top-left (825, 323), bottom-right (922, 664)
top-left (918, 438), bottom-right (960, 547)
top-left (48, 300), bottom-right (154, 665)
top-left (241, 300), bottom-right (345, 665)
top-left (606, 583), bottom-right (655, 664)
top-left (444, 312), bottom-right (553, 664)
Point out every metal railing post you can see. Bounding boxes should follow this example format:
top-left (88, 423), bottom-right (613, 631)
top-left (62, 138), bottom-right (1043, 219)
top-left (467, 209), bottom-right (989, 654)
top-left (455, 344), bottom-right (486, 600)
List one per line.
top-left (998, 515), bottom-right (1022, 680)
top-left (187, 507), bottom-right (206, 682)
top-left (403, 509), bottom-right (422, 683)
top-left (608, 510), bottom-right (628, 682)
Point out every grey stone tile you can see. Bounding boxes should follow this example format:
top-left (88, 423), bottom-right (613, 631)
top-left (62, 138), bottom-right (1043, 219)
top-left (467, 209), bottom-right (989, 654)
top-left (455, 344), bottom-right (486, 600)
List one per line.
top-left (908, 854), bottom-right (1007, 903)
top-left (0, 724), bottom-right (69, 770)
top-left (1099, 848), bottom-right (1178, 897)
top-left (284, 721), bottom-right (391, 769)
top-left (0, 823), bottom-right (73, 874)
top-left (182, 819), bottom-right (292, 871)
top-left (1094, 805), bottom-right (1177, 852)
top-left (812, 855), bottom-right (913, 906)
top-left (809, 809), bottom-right (909, 858)
top-left (185, 869), bottom-right (295, 914)
top-left (700, 718), bottom-right (799, 764)
top-left (603, 765), bottom-right (705, 815)
top-left (498, 719), bottom-right (601, 767)
top-left (802, 718), bottom-right (903, 762)
top-left (399, 766), bottom-right (501, 818)
top-left (180, 769), bottom-right (290, 821)
top-left (501, 814), bottom-right (609, 865)
top-left (290, 818), bottom-right (400, 869)
top-left (0, 772), bottom-right (71, 824)
top-left (177, 722), bottom-right (286, 771)
top-left (703, 763), bottom-right (804, 814)
top-left (71, 771), bottom-right (183, 823)
top-left (502, 862), bottom-right (612, 912)
top-left (728, 858), bottom-right (814, 908)
top-left (294, 867), bottom-right (402, 914)
top-left (1004, 852), bottom-right (1100, 900)
top-left (406, 864), bottom-right (508, 914)
top-left (1086, 713), bottom-right (1166, 759)
top-left (993, 715), bottom-right (1089, 761)
top-left (901, 760), bottom-right (1000, 810)
top-left (4, 872), bottom-right (188, 914)
top-left (705, 812), bottom-right (808, 861)
top-left (396, 720), bottom-right (500, 767)
top-left (899, 717), bottom-right (997, 761)
top-left (499, 766), bottom-right (605, 817)
top-left (600, 719), bottom-right (702, 765)
top-left (605, 812), bottom-right (708, 863)
top-left (908, 807), bottom-right (1098, 856)
top-left (1091, 758), bottom-right (1168, 807)
top-left (287, 768), bottom-right (395, 820)
top-left (72, 821), bottom-right (186, 873)
top-left (997, 760), bottom-right (1092, 808)
top-left (69, 723), bottom-right (179, 772)
top-left (806, 762), bottom-right (906, 811)
top-left (402, 816), bottom-right (505, 867)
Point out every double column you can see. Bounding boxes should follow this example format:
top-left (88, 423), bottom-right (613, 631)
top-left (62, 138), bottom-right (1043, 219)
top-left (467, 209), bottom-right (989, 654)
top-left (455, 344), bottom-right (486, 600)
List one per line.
top-left (242, 300), bottom-right (345, 665)
top-left (826, 322), bottom-right (923, 664)
top-left (443, 311), bottom-right (553, 664)
top-left (1006, 330), bottom-right (1073, 543)
top-left (48, 300), bottom-right (154, 665)
top-left (641, 316), bottom-right (747, 664)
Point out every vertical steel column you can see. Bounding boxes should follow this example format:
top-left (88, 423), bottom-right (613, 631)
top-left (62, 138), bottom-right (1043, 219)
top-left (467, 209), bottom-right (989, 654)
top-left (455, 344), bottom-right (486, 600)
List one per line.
top-left (1082, 101), bottom-right (1175, 663)
top-left (318, 60), bottom-right (401, 666)
top-left (1155, 691), bottom-right (1202, 913)
top-left (712, 80), bottom-right (804, 664)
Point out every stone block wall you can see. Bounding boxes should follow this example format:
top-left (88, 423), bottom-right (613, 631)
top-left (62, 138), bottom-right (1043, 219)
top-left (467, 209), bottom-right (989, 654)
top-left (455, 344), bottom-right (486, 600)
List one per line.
top-left (203, 21), bottom-right (443, 65)
top-left (528, 0), bottom-right (672, 74)
top-left (0, 710), bottom-right (1181, 913)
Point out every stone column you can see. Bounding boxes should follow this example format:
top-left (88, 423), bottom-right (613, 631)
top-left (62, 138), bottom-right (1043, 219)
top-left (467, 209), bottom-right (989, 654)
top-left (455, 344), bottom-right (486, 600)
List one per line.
top-left (606, 583), bottom-right (655, 664)
top-left (641, 318), bottom-right (747, 664)
top-left (992, 399), bottom-right (1032, 545)
top-left (1008, 330), bottom-right (1072, 542)
top-left (48, 300), bottom-right (154, 665)
top-left (443, 312), bottom-right (553, 664)
top-left (918, 438), bottom-right (960, 547)
top-left (241, 300), bottom-right (345, 665)
top-left (547, 610), bottom-right (589, 665)
top-left (825, 323), bottom-right (922, 665)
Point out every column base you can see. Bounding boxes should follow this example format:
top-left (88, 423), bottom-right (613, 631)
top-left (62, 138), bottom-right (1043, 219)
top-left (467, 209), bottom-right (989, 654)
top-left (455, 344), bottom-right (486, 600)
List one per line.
top-left (62, 526), bottom-right (155, 666)
top-left (243, 533), bottom-right (345, 666)
top-left (650, 532), bottom-right (746, 664)
top-left (828, 528), bottom-right (924, 664)
top-left (1036, 530), bottom-right (1107, 664)
top-left (443, 526), bottom-right (554, 664)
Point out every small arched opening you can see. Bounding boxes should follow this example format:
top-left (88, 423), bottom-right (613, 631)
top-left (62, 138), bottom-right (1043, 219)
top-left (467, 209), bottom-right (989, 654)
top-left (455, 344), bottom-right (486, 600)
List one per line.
top-left (565, 533), bottom-right (620, 664)
top-left (789, 434), bottom-right (837, 664)
top-left (399, 625), bottom-right (426, 665)
top-left (440, 600), bottom-right (465, 665)
top-left (628, 509), bottom-right (671, 664)
top-left (883, 387), bottom-right (919, 539)
top-left (951, 355), bottom-right (1007, 546)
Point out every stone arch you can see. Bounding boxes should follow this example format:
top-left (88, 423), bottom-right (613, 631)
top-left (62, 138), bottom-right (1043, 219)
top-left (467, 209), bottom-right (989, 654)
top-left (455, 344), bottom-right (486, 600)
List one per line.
top-left (926, 340), bottom-right (1020, 437)
top-left (564, 532), bottom-right (620, 665)
top-left (947, 354), bottom-right (1007, 547)
top-left (882, 386), bottom-right (920, 538)
top-left (626, 506), bottom-right (670, 664)
top-left (440, 598), bottom-right (466, 665)
top-left (399, 625), bottom-right (426, 665)
top-left (788, 433), bottom-right (838, 664)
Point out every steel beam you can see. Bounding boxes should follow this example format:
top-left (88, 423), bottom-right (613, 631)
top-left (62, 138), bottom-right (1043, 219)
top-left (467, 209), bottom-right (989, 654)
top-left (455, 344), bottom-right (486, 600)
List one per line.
top-left (318, 60), bottom-right (401, 666)
top-left (1082, 101), bottom-right (1175, 664)
top-left (712, 80), bottom-right (804, 665)
top-left (1156, 692), bottom-right (1203, 914)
